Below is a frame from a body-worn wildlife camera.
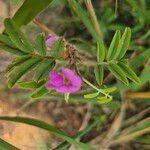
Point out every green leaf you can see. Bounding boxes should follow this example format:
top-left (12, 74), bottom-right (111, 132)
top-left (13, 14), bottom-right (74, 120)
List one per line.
top-left (67, 0), bottom-right (102, 44)
top-left (118, 62), bottom-right (141, 84)
top-left (13, 0), bottom-right (54, 27)
top-left (34, 59), bottom-right (55, 81)
top-left (51, 38), bottom-right (65, 58)
top-left (54, 120), bottom-right (99, 150)
top-left (115, 27), bottom-right (131, 59)
top-left (4, 18), bottom-right (33, 53)
top-left (84, 92), bottom-right (99, 99)
top-left (18, 80), bottom-right (45, 89)
top-left (139, 66), bottom-right (150, 84)
top-left (120, 58), bottom-right (128, 64)
top-left (105, 101), bottom-right (120, 110)
top-left (94, 64), bottom-right (104, 85)
top-left (126, 119), bottom-right (150, 134)
top-left (135, 135), bottom-right (150, 144)
top-left (0, 34), bottom-right (15, 47)
top-left (103, 86), bottom-right (117, 93)
top-left (5, 55), bottom-right (31, 74)
top-left (129, 66), bottom-right (150, 90)
top-left (8, 57), bottom-right (41, 87)
top-left (130, 48), bottom-right (150, 70)
top-left (107, 30), bottom-right (121, 60)
top-left (0, 116), bottom-right (93, 150)
top-left (97, 96), bottom-right (112, 104)
top-left (35, 33), bottom-right (47, 56)
top-left (18, 80), bottom-right (37, 89)
top-left (0, 138), bottom-right (20, 150)
top-left (108, 63), bottom-right (129, 85)
top-left (31, 85), bottom-right (49, 98)
top-left (0, 44), bottom-right (25, 55)
top-left (97, 42), bottom-right (105, 63)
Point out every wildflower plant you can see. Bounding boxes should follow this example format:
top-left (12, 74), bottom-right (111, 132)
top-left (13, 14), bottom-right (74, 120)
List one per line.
top-left (0, 0), bottom-right (149, 149)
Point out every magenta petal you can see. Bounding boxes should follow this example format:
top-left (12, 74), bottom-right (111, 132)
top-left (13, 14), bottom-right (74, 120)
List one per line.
top-left (62, 68), bottom-right (82, 87)
top-left (55, 85), bottom-right (81, 93)
top-left (46, 34), bottom-right (57, 48)
top-left (46, 71), bottom-right (63, 90)
top-left (46, 68), bottom-right (82, 93)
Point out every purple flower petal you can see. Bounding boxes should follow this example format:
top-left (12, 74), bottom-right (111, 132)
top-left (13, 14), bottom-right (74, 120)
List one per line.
top-left (46, 68), bottom-right (82, 93)
top-left (46, 34), bottom-right (57, 48)
top-left (55, 85), bottom-right (81, 93)
top-left (62, 68), bottom-right (82, 89)
top-left (46, 71), bottom-right (63, 90)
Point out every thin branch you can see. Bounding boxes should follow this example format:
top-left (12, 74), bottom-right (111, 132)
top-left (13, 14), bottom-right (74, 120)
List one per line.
top-left (84, 0), bottom-right (103, 41)
top-left (99, 100), bottom-right (128, 149)
top-left (33, 19), bottom-right (57, 35)
top-left (125, 92), bottom-right (150, 99)
top-left (69, 104), bottom-right (92, 150)
top-left (110, 127), bottom-right (150, 145)
top-left (123, 107), bottom-right (150, 128)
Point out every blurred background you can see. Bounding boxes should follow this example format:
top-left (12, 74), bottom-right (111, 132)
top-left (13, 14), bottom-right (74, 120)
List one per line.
top-left (0, 0), bottom-right (150, 149)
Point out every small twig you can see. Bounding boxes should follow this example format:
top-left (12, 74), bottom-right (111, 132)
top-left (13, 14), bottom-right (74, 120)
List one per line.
top-left (69, 104), bottom-right (92, 150)
top-left (103, 73), bottom-right (114, 84)
top-left (125, 92), bottom-right (150, 99)
top-left (119, 118), bottom-right (149, 136)
top-left (99, 100), bottom-right (128, 149)
top-left (123, 107), bottom-right (150, 128)
top-left (33, 19), bottom-right (97, 67)
top-left (33, 19), bottom-right (57, 36)
top-left (110, 127), bottom-right (150, 145)
top-left (84, 0), bottom-right (103, 41)
top-left (15, 99), bottom-right (37, 114)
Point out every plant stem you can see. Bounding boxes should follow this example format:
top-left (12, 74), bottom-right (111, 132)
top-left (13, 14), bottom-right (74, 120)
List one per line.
top-left (84, 0), bottom-right (103, 41)
top-left (82, 77), bottom-right (111, 98)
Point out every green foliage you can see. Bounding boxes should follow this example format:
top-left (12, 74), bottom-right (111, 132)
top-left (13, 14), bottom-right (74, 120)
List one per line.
top-left (8, 57), bottom-right (41, 87)
top-left (94, 64), bottom-right (103, 85)
top-left (67, 0), bottom-right (103, 44)
top-left (135, 135), bottom-right (150, 145)
top-left (0, 138), bottom-right (20, 150)
top-left (51, 37), bottom-right (65, 59)
top-left (118, 62), bottom-right (141, 84)
top-left (114, 27), bottom-right (131, 59)
top-left (31, 85), bottom-right (49, 98)
top-left (108, 63), bottom-right (129, 85)
top-left (0, 18), bottom-right (69, 99)
top-left (107, 30), bottom-right (121, 60)
top-left (0, 1), bottom-right (149, 148)
top-left (4, 18), bottom-right (33, 53)
top-left (97, 42), bottom-right (105, 63)
top-left (103, 86), bottom-right (117, 93)
top-left (130, 48), bottom-right (150, 70)
top-left (34, 59), bottom-right (55, 81)
top-left (94, 27), bottom-right (140, 85)
top-left (0, 116), bottom-right (94, 150)
top-left (18, 80), bottom-right (45, 89)
top-left (97, 96), bottom-right (112, 104)
top-left (18, 80), bottom-right (39, 89)
top-left (0, 44), bottom-right (25, 55)
top-left (0, 34), bottom-right (15, 47)
top-left (6, 55), bottom-right (32, 73)
top-left (84, 92), bottom-right (99, 99)
top-left (12, 0), bottom-right (55, 27)
top-left (54, 120), bottom-right (99, 150)
top-left (35, 33), bottom-right (47, 56)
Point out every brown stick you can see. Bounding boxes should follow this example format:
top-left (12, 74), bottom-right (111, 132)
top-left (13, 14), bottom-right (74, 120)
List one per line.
top-left (125, 92), bottom-right (150, 99)
top-left (33, 19), bottom-right (57, 35)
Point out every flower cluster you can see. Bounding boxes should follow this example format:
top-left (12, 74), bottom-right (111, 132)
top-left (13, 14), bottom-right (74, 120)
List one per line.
top-left (45, 34), bottom-right (82, 94)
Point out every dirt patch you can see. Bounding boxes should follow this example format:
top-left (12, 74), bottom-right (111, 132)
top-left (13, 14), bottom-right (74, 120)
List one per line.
top-left (0, 99), bottom-right (85, 149)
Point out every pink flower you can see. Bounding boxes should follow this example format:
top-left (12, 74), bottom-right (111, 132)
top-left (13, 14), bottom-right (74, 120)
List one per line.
top-left (46, 68), bottom-right (82, 93)
top-left (46, 34), bottom-right (58, 48)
